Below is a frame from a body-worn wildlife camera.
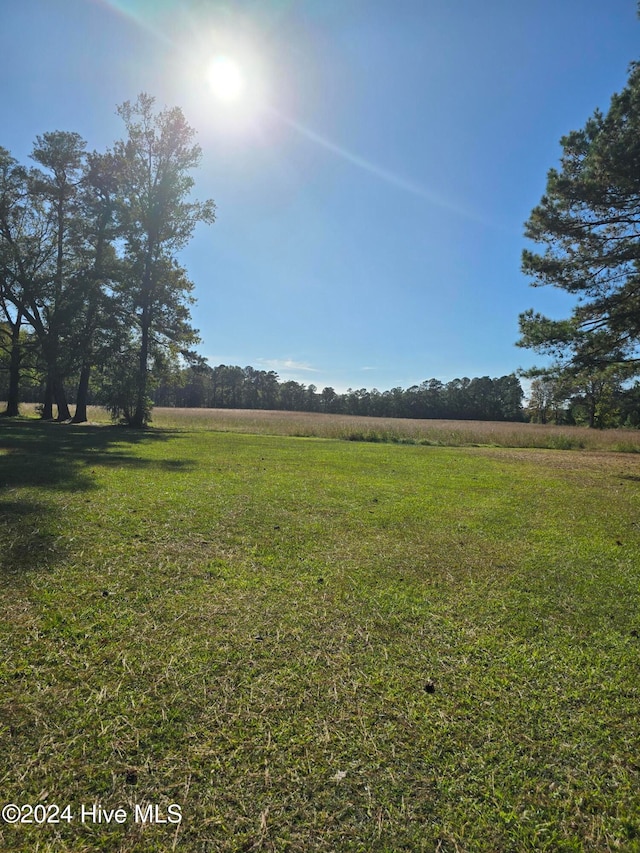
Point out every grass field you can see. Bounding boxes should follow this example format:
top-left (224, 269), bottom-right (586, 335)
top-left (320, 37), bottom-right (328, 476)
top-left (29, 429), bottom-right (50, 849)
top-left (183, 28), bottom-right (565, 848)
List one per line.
top-left (11, 403), bottom-right (640, 452)
top-left (1, 410), bottom-right (639, 851)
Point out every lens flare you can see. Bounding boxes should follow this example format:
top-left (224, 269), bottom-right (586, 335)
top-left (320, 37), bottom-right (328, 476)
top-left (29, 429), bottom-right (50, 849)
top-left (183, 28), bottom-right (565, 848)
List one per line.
top-left (207, 56), bottom-right (245, 102)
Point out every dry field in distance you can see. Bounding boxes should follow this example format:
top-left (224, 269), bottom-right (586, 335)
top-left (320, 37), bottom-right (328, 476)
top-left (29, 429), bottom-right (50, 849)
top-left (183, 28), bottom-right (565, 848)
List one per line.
top-left (11, 403), bottom-right (640, 452)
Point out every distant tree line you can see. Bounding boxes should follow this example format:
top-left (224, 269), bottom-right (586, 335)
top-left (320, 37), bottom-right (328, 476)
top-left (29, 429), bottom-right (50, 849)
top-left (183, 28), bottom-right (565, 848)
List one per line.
top-left (150, 365), bottom-right (526, 421)
top-left (2, 348), bottom-right (527, 421)
top-left (0, 93), bottom-right (214, 427)
top-left (153, 364), bottom-right (639, 426)
top-left (8, 339), bottom-right (640, 426)
top-left (10, 333), bottom-right (640, 427)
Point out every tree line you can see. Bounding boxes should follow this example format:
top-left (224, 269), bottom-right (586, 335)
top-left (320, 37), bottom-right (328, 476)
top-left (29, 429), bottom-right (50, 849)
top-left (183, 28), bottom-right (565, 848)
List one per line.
top-left (0, 93), bottom-right (214, 427)
top-left (13, 348), bottom-right (639, 426)
top-left (3, 344), bottom-right (528, 421)
top-left (150, 365), bottom-right (526, 421)
top-left (153, 365), bottom-right (640, 425)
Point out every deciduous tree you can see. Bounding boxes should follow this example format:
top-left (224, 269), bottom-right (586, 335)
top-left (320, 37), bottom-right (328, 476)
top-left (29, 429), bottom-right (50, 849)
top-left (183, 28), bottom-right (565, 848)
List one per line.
top-left (113, 94), bottom-right (215, 427)
top-left (70, 152), bottom-right (121, 423)
top-left (0, 148), bottom-right (28, 416)
top-left (27, 131), bottom-right (88, 420)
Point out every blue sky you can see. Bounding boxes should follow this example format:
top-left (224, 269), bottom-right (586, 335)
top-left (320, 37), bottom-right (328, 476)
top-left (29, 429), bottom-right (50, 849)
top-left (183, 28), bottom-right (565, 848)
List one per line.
top-left (2, 1), bottom-right (638, 393)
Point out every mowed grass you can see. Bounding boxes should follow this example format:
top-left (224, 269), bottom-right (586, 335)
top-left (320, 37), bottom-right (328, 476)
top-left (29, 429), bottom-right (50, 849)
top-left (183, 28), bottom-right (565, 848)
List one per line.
top-left (0, 414), bottom-right (639, 852)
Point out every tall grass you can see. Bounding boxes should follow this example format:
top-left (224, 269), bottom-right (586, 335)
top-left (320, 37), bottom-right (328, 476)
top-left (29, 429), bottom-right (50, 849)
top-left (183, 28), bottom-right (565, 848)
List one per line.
top-left (9, 403), bottom-right (640, 452)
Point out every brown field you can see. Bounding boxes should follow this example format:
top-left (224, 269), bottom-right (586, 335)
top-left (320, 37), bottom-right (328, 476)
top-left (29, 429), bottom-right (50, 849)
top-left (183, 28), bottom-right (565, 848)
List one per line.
top-left (7, 402), bottom-right (640, 451)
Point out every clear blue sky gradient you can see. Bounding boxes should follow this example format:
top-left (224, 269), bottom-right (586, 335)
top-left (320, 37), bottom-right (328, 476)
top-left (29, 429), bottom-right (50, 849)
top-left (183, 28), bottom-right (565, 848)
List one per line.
top-left (2, 0), bottom-right (639, 392)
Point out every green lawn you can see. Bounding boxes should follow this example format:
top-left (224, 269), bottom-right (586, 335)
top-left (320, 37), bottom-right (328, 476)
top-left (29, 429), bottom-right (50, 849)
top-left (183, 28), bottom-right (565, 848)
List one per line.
top-left (1, 417), bottom-right (639, 851)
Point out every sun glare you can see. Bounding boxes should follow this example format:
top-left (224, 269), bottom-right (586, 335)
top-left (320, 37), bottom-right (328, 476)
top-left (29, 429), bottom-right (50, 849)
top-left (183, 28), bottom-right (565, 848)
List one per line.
top-left (207, 56), bottom-right (245, 103)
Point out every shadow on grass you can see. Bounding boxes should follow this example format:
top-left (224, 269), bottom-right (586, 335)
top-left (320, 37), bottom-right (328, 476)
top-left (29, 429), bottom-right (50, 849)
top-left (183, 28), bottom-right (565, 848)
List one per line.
top-left (0, 498), bottom-right (62, 577)
top-left (0, 419), bottom-right (191, 577)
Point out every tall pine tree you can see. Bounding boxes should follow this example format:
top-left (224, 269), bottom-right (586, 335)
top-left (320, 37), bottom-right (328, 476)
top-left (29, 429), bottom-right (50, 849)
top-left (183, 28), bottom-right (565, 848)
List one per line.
top-left (519, 61), bottom-right (640, 374)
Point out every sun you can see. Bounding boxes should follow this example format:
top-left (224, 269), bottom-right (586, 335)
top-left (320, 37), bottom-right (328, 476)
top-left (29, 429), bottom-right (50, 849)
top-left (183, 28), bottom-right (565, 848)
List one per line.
top-left (206, 56), bottom-right (245, 103)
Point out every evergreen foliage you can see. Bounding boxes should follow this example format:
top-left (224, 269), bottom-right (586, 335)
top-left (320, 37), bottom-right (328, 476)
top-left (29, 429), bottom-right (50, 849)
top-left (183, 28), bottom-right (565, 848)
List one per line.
top-left (519, 61), bottom-right (640, 373)
top-left (154, 366), bottom-right (527, 422)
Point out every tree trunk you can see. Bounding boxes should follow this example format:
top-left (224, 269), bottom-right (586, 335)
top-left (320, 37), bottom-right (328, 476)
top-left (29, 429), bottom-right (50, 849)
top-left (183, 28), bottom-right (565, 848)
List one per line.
top-left (54, 375), bottom-right (71, 421)
top-left (131, 310), bottom-right (149, 428)
top-left (72, 361), bottom-right (91, 423)
top-left (42, 375), bottom-right (54, 420)
top-left (132, 253), bottom-right (153, 429)
top-left (4, 313), bottom-right (22, 417)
